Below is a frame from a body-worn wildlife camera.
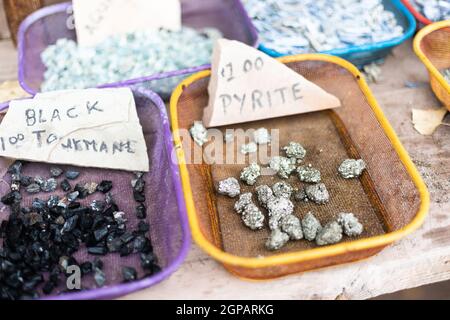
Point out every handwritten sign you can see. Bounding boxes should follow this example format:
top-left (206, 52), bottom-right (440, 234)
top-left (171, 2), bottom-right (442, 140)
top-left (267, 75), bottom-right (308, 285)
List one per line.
top-left (0, 88), bottom-right (149, 172)
top-left (73, 0), bottom-right (182, 47)
top-left (203, 39), bottom-right (342, 128)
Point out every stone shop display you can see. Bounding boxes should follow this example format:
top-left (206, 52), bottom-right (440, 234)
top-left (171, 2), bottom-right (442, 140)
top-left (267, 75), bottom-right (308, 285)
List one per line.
top-left (0, 161), bottom-right (160, 300)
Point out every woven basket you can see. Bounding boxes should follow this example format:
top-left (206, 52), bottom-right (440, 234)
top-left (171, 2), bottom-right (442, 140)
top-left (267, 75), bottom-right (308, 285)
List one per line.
top-left (170, 54), bottom-right (430, 280)
top-left (414, 21), bottom-right (450, 111)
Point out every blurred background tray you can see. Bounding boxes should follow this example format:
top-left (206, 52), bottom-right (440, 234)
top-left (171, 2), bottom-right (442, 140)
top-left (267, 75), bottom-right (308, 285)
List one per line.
top-left (16, 0), bottom-right (258, 97)
top-left (256, 0), bottom-right (416, 67)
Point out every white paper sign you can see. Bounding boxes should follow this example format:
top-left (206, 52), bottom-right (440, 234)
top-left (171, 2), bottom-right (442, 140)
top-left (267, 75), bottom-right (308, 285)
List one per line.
top-left (0, 88), bottom-right (149, 172)
top-left (203, 39), bottom-right (342, 127)
top-left (73, 0), bottom-right (182, 47)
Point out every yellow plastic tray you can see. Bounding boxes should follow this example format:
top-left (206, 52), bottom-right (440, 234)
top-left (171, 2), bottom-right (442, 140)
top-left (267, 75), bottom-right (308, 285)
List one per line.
top-left (170, 54), bottom-right (430, 279)
top-left (414, 20), bottom-right (450, 110)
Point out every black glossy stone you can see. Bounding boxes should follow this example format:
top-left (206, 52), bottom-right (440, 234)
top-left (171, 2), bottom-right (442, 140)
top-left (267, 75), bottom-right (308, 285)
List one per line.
top-left (133, 191), bottom-right (146, 203)
top-left (20, 176), bottom-right (33, 187)
top-left (65, 170), bottom-right (80, 180)
top-left (93, 258), bottom-right (104, 270)
top-left (94, 268), bottom-right (106, 287)
top-left (87, 246), bottom-right (108, 256)
top-left (7, 161), bottom-right (23, 175)
top-left (22, 274), bottom-right (44, 292)
top-left (90, 200), bottom-right (106, 212)
top-left (106, 237), bottom-right (122, 253)
top-left (119, 243), bottom-right (133, 257)
top-left (122, 267), bottom-right (137, 282)
top-left (120, 232), bottom-right (135, 244)
top-left (135, 204), bottom-right (147, 220)
top-left (137, 221), bottom-right (150, 234)
top-left (132, 178), bottom-right (145, 193)
top-left (47, 196), bottom-right (60, 209)
top-left (1, 191), bottom-right (21, 205)
top-left (74, 184), bottom-right (88, 199)
top-left (133, 235), bottom-right (148, 253)
top-left (31, 198), bottom-right (47, 212)
top-left (140, 253), bottom-right (155, 270)
top-left (61, 179), bottom-right (72, 192)
top-left (80, 262), bottom-right (93, 275)
top-left (68, 202), bottom-right (81, 210)
top-left (79, 214), bottom-right (94, 231)
top-left (42, 281), bottom-right (56, 295)
top-left (94, 226), bottom-right (109, 242)
top-left (61, 215), bottom-right (79, 234)
top-left (97, 181), bottom-right (113, 194)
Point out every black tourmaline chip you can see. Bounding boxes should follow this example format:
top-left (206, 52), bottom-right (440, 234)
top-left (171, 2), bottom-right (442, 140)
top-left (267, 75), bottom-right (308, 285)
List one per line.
top-left (61, 215), bottom-right (79, 234)
top-left (137, 221), bottom-right (150, 233)
top-left (94, 268), bottom-right (106, 287)
top-left (94, 226), bottom-right (109, 242)
top-left (133, 235), bottom-right (149, 253)
top-left (120, 232), bottom-right (135, 244)
top-left (132, 178), bottom-right (145, 193)
top-left (61, 179), bottom-right (72, 192)
top-left (47, 195), bottom-right (60, 209)
top-left (122, 267), bottom-right (137, 282)
top-left (1, 191), bottom-right (21, 205)
top-left (50, 167), bottom-right (64, 178)
top-left (74, 185), bottom-right (89, 199)
top-left (80, 262), bottom-right (93, 275)
top-left (87, 246), bottom-right (108, 256)
top-left (65, 170), bottom-right (80, 180)
top-left (140, 253), bottom-right (156, 270)
top-left (133, 190), bottom-right (145, 203)
top-left (135, 204), bottom-right (147, 219)
top-left (90, 200), bottom-right (106, 212)
top-left (7, 161), bottom-right (23, 175)
top-left (97, 181), bottom-right (113, 194)
top-left (119, 243), bottom-right (133, 257)
top-left (31, 198), bottom-right (46, 212)
top-left (20, 176), bottom-right (33, 187)
top-left (42, 281), bottom-right (56, 295)
top-left (93, 258), bottom-right (104, 270)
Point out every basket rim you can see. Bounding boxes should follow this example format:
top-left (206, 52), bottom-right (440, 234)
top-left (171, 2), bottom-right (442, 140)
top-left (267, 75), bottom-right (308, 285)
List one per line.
top-left (413, 20), bottom-right (450, 96)
top-left (170, 53), bottom-right (430, 269)
top-left (0, 87), bottom-right (191, 300)
top-left (400, 0), bottom-right (433, 26)
top-left (257, 0), bottom-right (417, 58)
top-left (16, 0), bottom-right (259, 96)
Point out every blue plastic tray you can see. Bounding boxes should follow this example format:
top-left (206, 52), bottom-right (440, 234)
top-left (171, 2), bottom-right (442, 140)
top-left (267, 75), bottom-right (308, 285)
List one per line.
top-left (258, 0), bottom-right (417, 66)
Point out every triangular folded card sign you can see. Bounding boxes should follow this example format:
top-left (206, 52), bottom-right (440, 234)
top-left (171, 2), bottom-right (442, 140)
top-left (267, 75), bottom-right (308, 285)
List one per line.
top-left (203, 39), bottom-right (342, 127)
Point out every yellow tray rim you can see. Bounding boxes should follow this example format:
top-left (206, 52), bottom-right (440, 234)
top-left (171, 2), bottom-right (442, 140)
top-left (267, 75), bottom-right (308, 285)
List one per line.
top-left (413, 20), bottom-right (450, 94)
top-left (170, 53), bottom-right (430, 269)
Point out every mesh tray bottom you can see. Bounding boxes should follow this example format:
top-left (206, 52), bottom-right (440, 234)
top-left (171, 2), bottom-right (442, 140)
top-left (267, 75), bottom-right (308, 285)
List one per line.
top-left (214, 111), bottom-right (387, 258)
top-left (182, 107), bottom-right (388, 258)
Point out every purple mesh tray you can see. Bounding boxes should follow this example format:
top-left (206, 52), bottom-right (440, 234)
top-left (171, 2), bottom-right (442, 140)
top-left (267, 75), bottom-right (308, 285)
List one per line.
top-left (17, 0), bottom-right (258, 96)
top-left (0, 87), bottom-right (190, 300)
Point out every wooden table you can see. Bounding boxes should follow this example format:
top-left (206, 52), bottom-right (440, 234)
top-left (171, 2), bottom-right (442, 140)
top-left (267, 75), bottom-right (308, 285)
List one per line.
top-left (0, 37), bottom-right (449, 300)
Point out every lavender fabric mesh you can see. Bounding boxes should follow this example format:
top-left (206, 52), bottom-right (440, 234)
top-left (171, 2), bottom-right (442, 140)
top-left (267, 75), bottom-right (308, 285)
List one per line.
top-left (18, 0), bottom-right (258, 96)
top-left (0, 88), bottom-right (190, 300)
